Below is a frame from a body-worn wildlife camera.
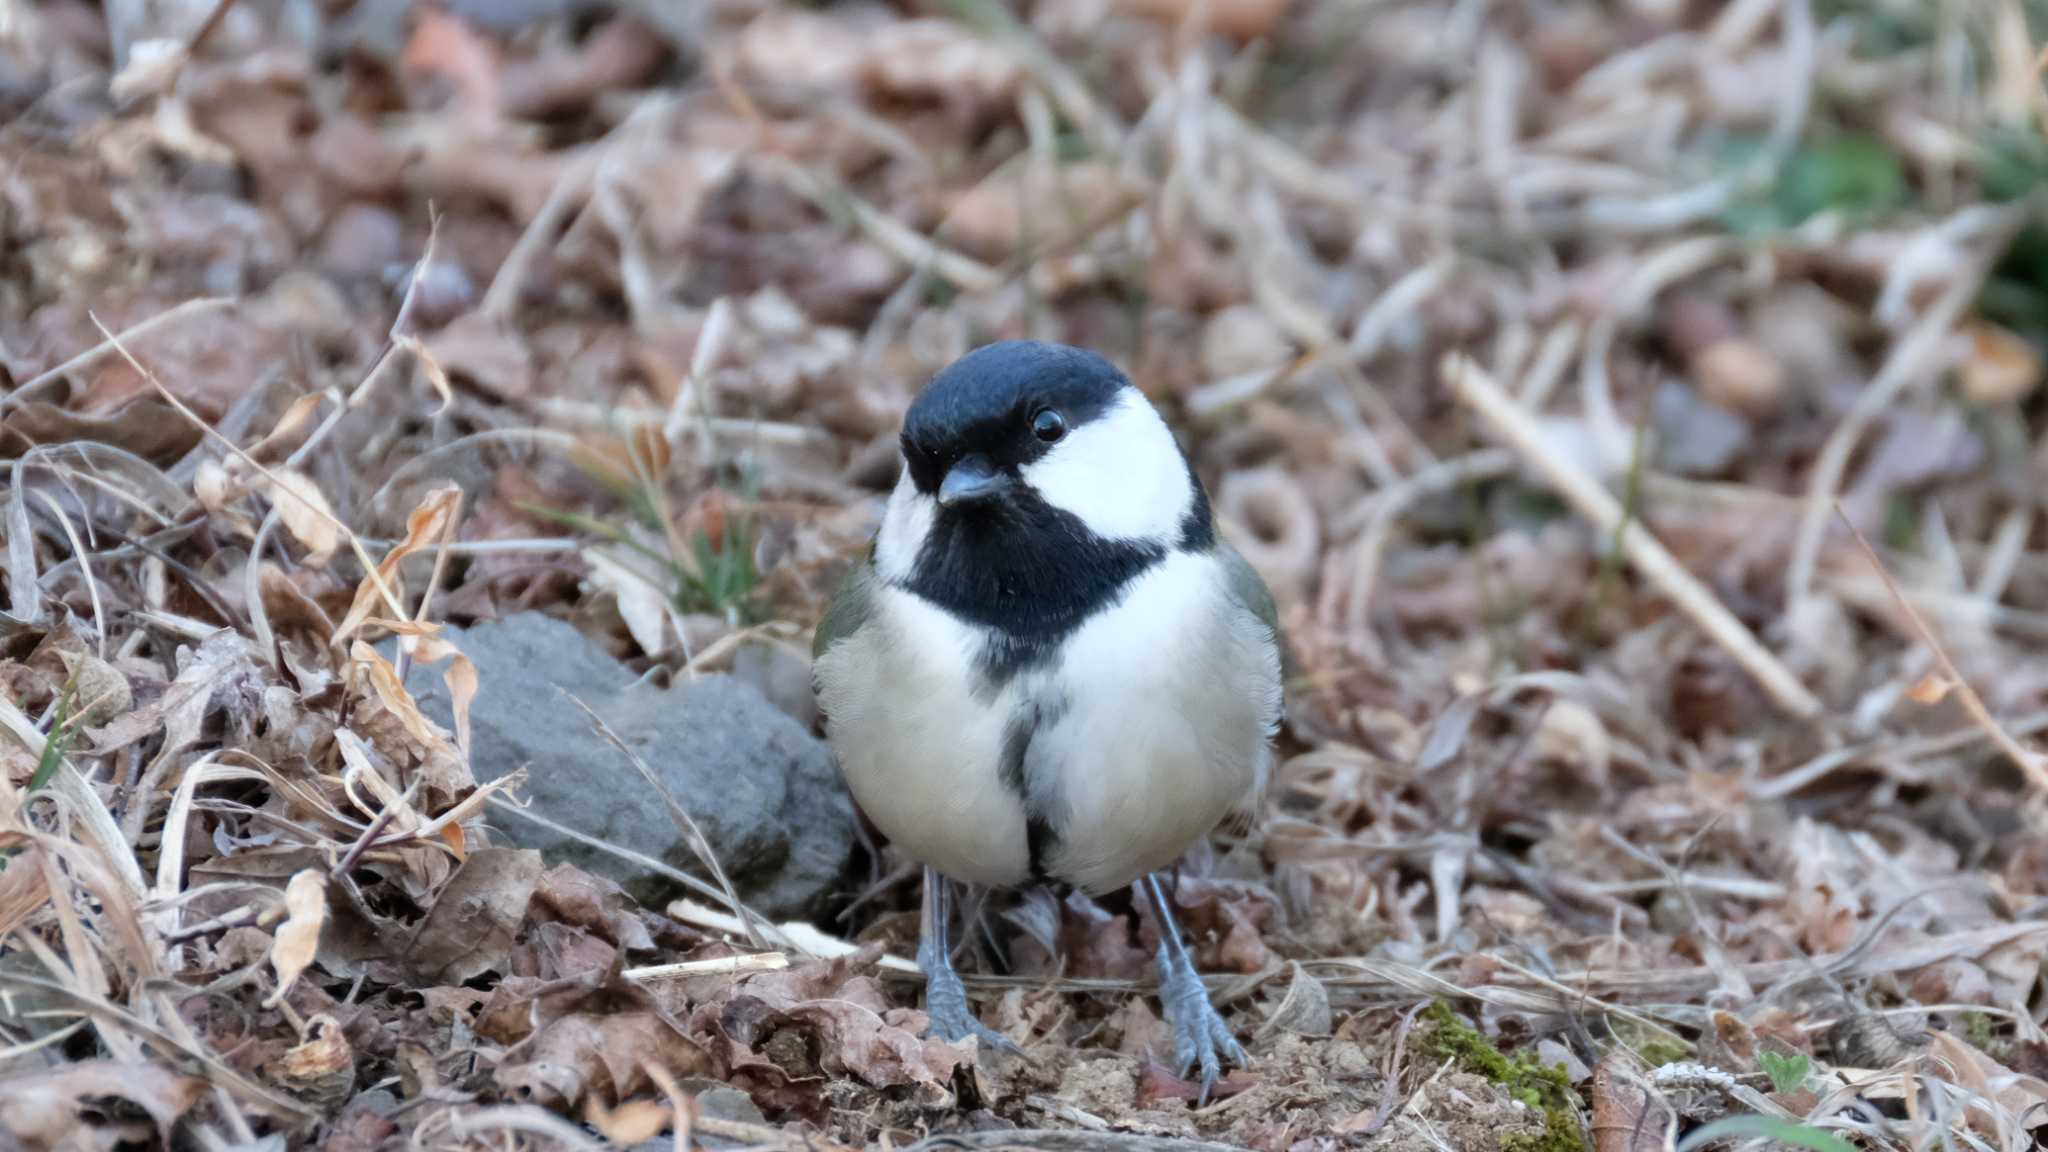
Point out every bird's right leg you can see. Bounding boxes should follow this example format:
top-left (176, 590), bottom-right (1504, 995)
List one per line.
top-left (917, 865), bottom-right (1020, 1052)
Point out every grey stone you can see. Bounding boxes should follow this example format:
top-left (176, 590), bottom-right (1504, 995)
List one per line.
top-left (405, 612), bottom-right (853, 920)
top-left (1654, 379), bottom-right (1752, 478)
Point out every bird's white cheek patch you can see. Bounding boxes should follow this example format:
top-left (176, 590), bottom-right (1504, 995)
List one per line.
top-left (1022, 392), bottom-right (1191, 544)
top-left (874, 467), bottom-right (934, 583)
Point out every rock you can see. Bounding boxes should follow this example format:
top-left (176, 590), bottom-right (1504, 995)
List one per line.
top-left (1653, 379), bottom-right (1752, 477)
top-left (405, 612), bottom-right (853, 920)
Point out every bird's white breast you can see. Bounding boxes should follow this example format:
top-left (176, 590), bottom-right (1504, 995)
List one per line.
top-left (812, 584), bottom-right (1031, 888)
top-left (1033, 551), bottom-right (1280, 893)
top-left (816, 550), bottom-right (1280, 896)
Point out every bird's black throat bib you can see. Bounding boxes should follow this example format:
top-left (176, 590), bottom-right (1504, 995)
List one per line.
top-left (903, 490), bottom-right (1165, 685)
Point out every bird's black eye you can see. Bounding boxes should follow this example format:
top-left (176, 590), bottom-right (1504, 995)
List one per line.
top-left (1032, 409), bottom-right (1067, 443)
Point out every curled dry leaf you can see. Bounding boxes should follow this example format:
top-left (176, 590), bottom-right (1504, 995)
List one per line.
top-left (496, 1010), bottom-right (709, 1110)
top-left (403, 847), bottom-right (544, 984)
top-left (1114, 0), bottom-right (1298, 40)
top-left (268, 468), bottom-right (341, 567)
top-left (585, 547), bottom-right (673, 657)
top-left (584, 1095), bottom-right (673, 1144)
top-left (1927, 1030), bottom-right (2048, 1133)
top-left (1960, 321), bottom-right (2042, 406)
top-left (0, 1061), bottom-right (208, 1150)
top-left (247, 391), bottom-right (326, 464)
top-left (0, 399), bottom-right (206, 464)
top-left (1589, 1054), bottom-right (1660, 1152)
top-left (275, 1014), bottom-right (356, 1108)
top-left (944, 162), bottom-right (1141, 260)
top-left (0, 848), bottom-right (51, 938)
top-left (334, 485), bottom-right (462, 645)
top-left (266, 869), bottom-right (329, 1007)
top-left (350, 640), bottom-right (456, 757)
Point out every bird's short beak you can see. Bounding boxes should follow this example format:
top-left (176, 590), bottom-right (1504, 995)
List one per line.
top-left (938, 456), bottom-right (1011, 508)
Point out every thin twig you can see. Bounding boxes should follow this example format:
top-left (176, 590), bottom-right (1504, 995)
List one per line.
top-left (1444, 354), bottom-right (1822, 718)
top-left (1835, 503), bottom-right (2048, 792)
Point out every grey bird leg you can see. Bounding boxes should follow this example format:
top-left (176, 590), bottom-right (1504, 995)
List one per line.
top-left (918, 866), bottom-right (1020, 1052)
top-left (1141, 872), bottom-right (1244, 1103)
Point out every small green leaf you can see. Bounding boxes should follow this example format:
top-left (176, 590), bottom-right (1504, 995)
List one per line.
top-left (26, 670), bottom-right (80, 795)
top-left (1759, 1049), bottom-right (1812, 1095)
top-left (1677, 1116), bottom-right (1855, 1152)
top-left (1716, 133), bottom-right (1908, 235)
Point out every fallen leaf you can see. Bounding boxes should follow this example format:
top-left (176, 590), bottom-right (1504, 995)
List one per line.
top-left (268, 469), bottom-right (341, 567)
top-left (1112, 0), bottom-right (1296, 39)
top-left (495, 1011), bottom-right (709, 1110)
top-left (424, 311), bottom-right (534, 400)
top-left (0, 399), bottom-right (206, 464)
top-left (265, 869), bottom-right (329, 1007)
top-left (1960, 322), bottom-right (2042, 406)
top-left (404, 847), bottom-right (544, 984)
top-left (334, 484), bottom-right (461, 644)
top-left (500, 15), bottom-right (671, 119)
top-left (350, 640), bottom-right (454, 756)
top-left (0, 1062), bottom-right (207, 1149)
top-left (584, 1095), bottom-right (672, 1144)
top-left (1907, 672), bottom-right (1957, 705)
top-left (1590, 1053), bottom-right (1660, 1152)
top-left (1134, 1060), bottom-right (1258, 1106)
top-left (274, 1014), bottom-right (355, 1108)
top-left (585, 547), bottom-right (672, 657)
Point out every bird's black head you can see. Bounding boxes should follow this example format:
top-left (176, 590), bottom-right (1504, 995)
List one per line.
top-left (899, 341), bottom-right (1129, 507)
top-left (875, 340), bottom-right (1215, 654)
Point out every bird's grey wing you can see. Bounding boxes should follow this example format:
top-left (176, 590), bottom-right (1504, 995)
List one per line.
top-left (812, 546), bottom-right (879, 662)
top-left (1217, 539), bottom-right (1280, 642)
top-left (1215, 538), bottom-right (1287, 836)
top-left (1216, 538), bottom-right (1293, 684)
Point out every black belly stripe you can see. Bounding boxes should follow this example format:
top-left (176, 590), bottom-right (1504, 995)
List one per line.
top-left (999, 694), bottom-right (1068, 882)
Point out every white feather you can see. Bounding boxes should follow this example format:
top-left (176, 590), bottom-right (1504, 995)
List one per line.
top-left (813, 584), bottom-right (1032, 888)
top-left (1021, 390), bottom-right (1191, 545)
top-left (1036, 550), bottom-right (1281, 893)
top-left (873, 468), bottom-right (934, 583)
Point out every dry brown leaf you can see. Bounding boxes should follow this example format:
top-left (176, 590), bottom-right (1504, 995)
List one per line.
top-left (584, 1095), bottom-right (672, 1144)
top-left (1960, 322), bottom-right (2043, 406)
top-left (413, 633), bottom-right (478, 759)
top-left (1907, 672), bottom-right (1957, 705)
top-left (334, 485), bottom-right (462, 644)
top-left (351, 640), bottom-right (453, 755)
top-left (269, 468), bottom-right (341, 567)
top-left (0, 848), bottom-right (51, 938)
top-left (403, 847), bottom-right (544, 984)
top-left (0, 1061), bottom-right (207, 1149)
top-left (0, 398), bottom-right (206, 464)
top-left (400, 8), bottom-right (502, 121)
top-left (275, 1014), bottom-right (356, 1108)
top-left (247, 391), bottom-right (326, 464)
top-left (265, 869), bottom-right (329, 1007)
top-left (1928, 1030), bottom-right (2048, 1131)
top-left (401, 336), bottom-right (456, 415)
top-left (944, 162), bottom-right (1141, 259)
top-left (585, 547), bottom-right (672, 657)
top-left (1113, 0), bottom-right (1297, 39)
top-left (495, 1011), bottom-right (710, 1110)
top-left (1589, 1054), bottom-right (1659, 1152)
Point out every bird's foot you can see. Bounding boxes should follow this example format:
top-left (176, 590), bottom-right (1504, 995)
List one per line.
top-left (919, 935), bottom-right (1022, 1054)
top-left (1156, 942), bottom-right (1245, 1104)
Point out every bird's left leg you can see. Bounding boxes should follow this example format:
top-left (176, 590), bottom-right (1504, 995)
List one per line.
top-left (918, 866), bottom-right (1020, 1053)
top-left (1140, 872), bottom-right (1244, 1103)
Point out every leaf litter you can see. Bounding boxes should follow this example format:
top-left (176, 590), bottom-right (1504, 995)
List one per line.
top-left (1, 0), bottom-right (2048, 1150)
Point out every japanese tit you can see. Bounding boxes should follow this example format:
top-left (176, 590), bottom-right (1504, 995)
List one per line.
top-left (812, 340), bottom-right (1284, 1095)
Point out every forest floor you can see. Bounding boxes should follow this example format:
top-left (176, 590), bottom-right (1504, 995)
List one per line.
top-left (3, 0), bottom-right (2048, 1150)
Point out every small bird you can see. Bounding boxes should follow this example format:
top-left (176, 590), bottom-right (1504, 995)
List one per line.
top-left (812, 340), bottom-right (1284, 1095)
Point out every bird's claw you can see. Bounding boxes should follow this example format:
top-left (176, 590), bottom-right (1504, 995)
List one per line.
top-left (1157, 942), bottom-right (1244, 1106)
top-left (920, 936), bottom-right (1023, 1055)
